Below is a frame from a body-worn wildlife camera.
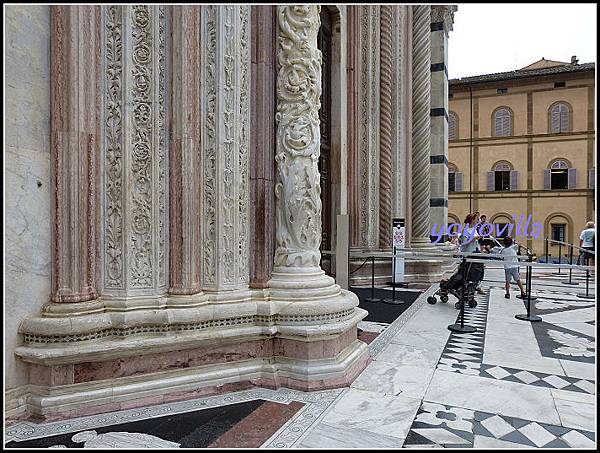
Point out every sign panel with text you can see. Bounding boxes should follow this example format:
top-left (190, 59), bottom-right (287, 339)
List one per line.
top-left (392, 218), bottom-right (405, 283)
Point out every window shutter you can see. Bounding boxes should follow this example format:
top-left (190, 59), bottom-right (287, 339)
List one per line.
top-left (494, 112), bottom-right (502, 136)
top-left (560, 104), bottom-right (569, 132)
top-left (544, 169), bottom-right (551, 189)
top-left (589, 168), bottom-right (595, 189)
top-left (551, 105), bottom-right (561, 133)
top-left (568, 168), bottom-right (577, 189)
top-left (487, 172), bottom-right (495, 191)
top-left (502, 111), bottom-right (511, 136)
top-left (448, 113), bottom-right (456, 140)
top-left (510, 171), bottom-right (519, 190)
top-left (455, 172), bottom-right (463, 192)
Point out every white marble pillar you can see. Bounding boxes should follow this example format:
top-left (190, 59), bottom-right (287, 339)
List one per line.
top-left (410, 5), bottom-right (432, 247)
top-left (358, 5), bottom-right (380, 249)
top-left (429, 5), bottom-right (457, 242)
top-left (101, 5), bottom-right (168, 298)
top-left (200, 6), bottom-right (250, 292)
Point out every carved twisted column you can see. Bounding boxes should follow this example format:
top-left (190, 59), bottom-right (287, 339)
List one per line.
top-left (50, 6), bottom-right (101, 303)
top-left (272, 5), bottom-right (324, 274)
top-left (410, 5), bottom-right (432, 245)
top-left (200, 6), bottom-right (250, 291)
top-left (101, 6), bottom-right (168, 297)
top-left (168, 6), bottom-right (202, 295)
top-left (378, 5), bottom-right (393, 247)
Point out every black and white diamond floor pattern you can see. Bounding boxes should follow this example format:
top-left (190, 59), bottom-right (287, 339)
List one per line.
top-left (479, 364), bottom-right (595, 394)
top-left (402, 402), bottom-right (595, 448)
top-left (436, 289), bottom-right (596, 393)
top-left (436, 291), bottom-right (489, 374)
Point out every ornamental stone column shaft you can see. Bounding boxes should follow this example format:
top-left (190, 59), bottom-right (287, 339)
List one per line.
top-left (378, 5), bottom-right (393, 248)
top-left (200, 6), bottom-right (250, 291)
top-left (168, 6), bottom-right (202, 295)
top-left (101, 6), bottom-right (168, 297)
top-left (410, 5), bottom-right (432, 246)
top-left (50, 5), bottom-right (101, 303)
top-left (429, 5), bottom-right (457, 243)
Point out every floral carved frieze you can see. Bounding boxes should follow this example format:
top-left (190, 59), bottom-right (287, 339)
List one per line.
top-left (201, 6), bottom-right (250, 289)
top-left (274, 6), bottom-right (323, 268)
top-left (102, 5), bottom-right (168, 295)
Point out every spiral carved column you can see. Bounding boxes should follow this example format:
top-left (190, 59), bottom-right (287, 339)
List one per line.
top-left (378, 5), bottom-right (393, 248)
top-left (410, 5), bottom-right (432, 245)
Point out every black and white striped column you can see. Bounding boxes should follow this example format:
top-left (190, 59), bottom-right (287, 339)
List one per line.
top-left (429, 5), bottom-right (456, 243)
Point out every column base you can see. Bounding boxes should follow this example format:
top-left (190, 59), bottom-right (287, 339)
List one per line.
top-left (404, 240), bottom-right (444, 283)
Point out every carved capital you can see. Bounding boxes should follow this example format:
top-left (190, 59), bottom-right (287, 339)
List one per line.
top-left (431, 5), bottom-right (457, 33)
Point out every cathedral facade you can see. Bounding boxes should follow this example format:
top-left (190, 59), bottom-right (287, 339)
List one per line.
top-left (5, 5), bottom-right (456, 420)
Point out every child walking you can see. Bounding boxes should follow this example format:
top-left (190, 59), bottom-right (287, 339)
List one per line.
top-left (491, 236), bottom-right (526, 299)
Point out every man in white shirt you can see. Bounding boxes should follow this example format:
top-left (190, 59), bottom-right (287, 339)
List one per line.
top-left (579, 221), bottom-right (595, 266)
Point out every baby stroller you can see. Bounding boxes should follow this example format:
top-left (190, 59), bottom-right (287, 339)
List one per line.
top-left (427, 259), bottom-right (485, 309)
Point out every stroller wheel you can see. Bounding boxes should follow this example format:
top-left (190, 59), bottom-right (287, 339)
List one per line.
top-left (468, 300), bottom-right (477, 308)
top-left (427, 296), bottom-right (437, 304)
top-left (454, 302), bottom-right (461, 309)
top-left (441, 295), bottom-right (449, 303)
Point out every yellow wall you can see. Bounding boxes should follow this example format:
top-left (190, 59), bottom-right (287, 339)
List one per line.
top-left (448, 68), bottom-right (594, 257)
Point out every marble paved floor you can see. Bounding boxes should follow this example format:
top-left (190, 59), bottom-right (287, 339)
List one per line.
top-left (5, 268), bottom-right (596, 449)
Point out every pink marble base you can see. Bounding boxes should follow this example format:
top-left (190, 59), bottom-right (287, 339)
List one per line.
top-left (20, 330), bottom-right (369, 423)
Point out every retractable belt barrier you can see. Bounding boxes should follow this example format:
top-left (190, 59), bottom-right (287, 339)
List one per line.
top-left (349, 248), bottom-right (595, 334)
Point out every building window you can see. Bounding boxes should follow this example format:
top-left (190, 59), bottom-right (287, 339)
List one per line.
top-left (544, 159), bottom-right (576, 190)
top-left (448, 111), bottom-right (458, 140)
top-left (549, 102), bottom-right (571, 133)
top-left (488, 161), bottom-right (517, 191)
top-left (554, 81), bottom-right (566, 88)
top-left (448, 163), bottom-right (462, 192)
top-left (493, 107), bottom-right (512, 137)
top-left (497, 88), bottom-right (508, 94)
top-left (551, 223), bottom-right (566, 243)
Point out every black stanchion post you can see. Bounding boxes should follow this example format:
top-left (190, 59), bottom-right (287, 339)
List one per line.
top-left (555, 242), bottom-right (563, 275)
top-left (366, 256), bottom-right (381, 303)
top-left (578, 268), bottom-right (595, 300)
top-left (516, 254), bottom-right (541, 322)
top-left (562, 244), bottom-right (578, 286)
top-left (384, 247), bottom-right (403, 304)
top-left (448, 258), bottom-right (477, 333)
top-left (544, 238), bottom-right (548, 264)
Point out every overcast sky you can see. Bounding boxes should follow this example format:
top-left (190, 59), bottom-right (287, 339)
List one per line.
top-left (448, 3), bottom-right (597, 80)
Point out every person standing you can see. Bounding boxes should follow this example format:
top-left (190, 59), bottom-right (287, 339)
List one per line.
top-left (490, 236), bottom-right (527, 299)
top-left (579, 221), bottom-right (595, 266)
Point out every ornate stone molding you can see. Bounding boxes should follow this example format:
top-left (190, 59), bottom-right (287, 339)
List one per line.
top-left (200, 6), bottom-right (250, 290)
top-left (101, 6), bottom-right (168, 296)
top-left (358, 6), bottom-right (380, 248)
top-left (431, 5), bottom-right (457, 33)
top-left (168, 6), bottom-right (202, 295)
top-left (273, 6), bottom-right (323, 268)
top-left (410, 5), bottom-right (432, 243)
top-left (392, 6), bottom-right (408, 219)
top-left (50, 6), bottom-right (101, 303)
top-left (378, 5), bottom-right (393, 247)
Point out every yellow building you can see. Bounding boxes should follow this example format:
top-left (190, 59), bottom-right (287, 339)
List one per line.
top-left (448, 57), bottom-right (595, 258)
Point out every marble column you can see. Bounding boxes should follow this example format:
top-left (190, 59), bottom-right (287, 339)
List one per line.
top-left (410, 5), bottom-right (432, 247)
top-left (101, 5), bottom-right (168, 298)
top-left (200, 6), bottom-right (250, 292)
top-left (358, 6), bottom-right (380, 249)
top-left (429, 5), bottom-right (457, 244)
top-left (250, 6), bottom-right (276, 289)
top-left (378, 5), bottom-right (393, 248)
top-left (346, 6), bottom-right (361, 248)
top-left (168, 6), bottom-right (202, 295)
top-left (392, 6), bottom-right (409, 222)
top-left (50, 6), bottom-right (101, 303)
